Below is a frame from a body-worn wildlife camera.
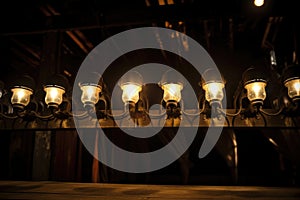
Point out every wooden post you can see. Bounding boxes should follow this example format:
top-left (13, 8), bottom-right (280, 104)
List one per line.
top-left (31, 31), bottom-right (62, 180)
top-left (32, 131), bottom-right (52, 180)
top-left (91, 132), bottom-right (100, 183)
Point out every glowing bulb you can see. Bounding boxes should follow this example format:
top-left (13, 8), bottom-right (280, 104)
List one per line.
top-left (11, 87), bottom-right (33, 107)
top-left (254, 0), bottom-right (264, 7)
top-left (44, 86), bottom-right (65, 106)
top-left (121, 84), bottom-right (142, 104)
top-left (0, 81), bottom-right (4, 99)
top-left (203, 82), bottom-right (224, 104)
top-left (284, 79), bottom-right (300, 100)
top-left (244, 81), bottom-right (267, 103)
top-left (119, 71), bottom-right (143, 104)
top-left (80, 84), bottom-right (102, 106)
top-left (295, 82), bottom-right (300, 90)
top-left (161, 83), bottom-right (183, 103)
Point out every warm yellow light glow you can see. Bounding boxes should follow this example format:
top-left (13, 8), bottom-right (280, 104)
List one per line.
top-left (158, 0), bottom-right (165, 5)
top-left (285, 79), bottom-right (300, 100)
top-left (203, 82), bottom-right (224, 103)
top-left (254, 0), bottom-right (264, 7)
top-left (11, 87), bottom-right (33, 107)
top-left (121, 84), bottom-right (142, 104)
top-left (44, 86), bottom-right (65, 106)
top-left (161, 83), bottom-right (183, 103)
top-left (244, 81), bottom-right (267, 102)
top-left (80, 85), bottom-right (102, 106)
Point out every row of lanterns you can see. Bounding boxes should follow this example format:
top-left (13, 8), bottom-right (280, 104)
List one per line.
top-left (3, 64), bottom-right (300, 115)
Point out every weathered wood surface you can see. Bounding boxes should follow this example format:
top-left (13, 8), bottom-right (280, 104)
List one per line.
top-left (0, 181), bottom-right (299, 200)
top-left (2, 110), bottom-right (300, 130)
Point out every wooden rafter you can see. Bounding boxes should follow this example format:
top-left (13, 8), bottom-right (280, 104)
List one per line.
top-left (39, 4), bottom-right (94, 54)
top-left (10, 38), bottom-right (41, 61)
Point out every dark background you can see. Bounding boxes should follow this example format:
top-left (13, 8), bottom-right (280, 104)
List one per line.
top-left (0, 0), bottom-right (299, 186)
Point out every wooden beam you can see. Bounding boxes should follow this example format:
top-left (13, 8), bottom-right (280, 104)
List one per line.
top-left (40, 4), bottom-right (93, 55)
top-left (32, 131), bottom-right (51, 180)
top-left (261, 17), bottom-right (273, 48)
top-left (203, 20), bottom-right (210, 50)
top-left (0, 109), bottom-right (299, 130)
top-left (74, 30), bottom-right (94, 50)
top-left (10, 48), bottom-right (40, 67)
top-left (0, 5), bottom-right (241, 36)
top-left (0, 181), bottom-right (300, 199)
top-left (10, 38), bottom-right (41, 61)
top-left (66, 31), bottom-right (89, 54)
top-left (228, 18), bottom-right (234, 50)
top-left (31, 30), bottom-right (63, 181)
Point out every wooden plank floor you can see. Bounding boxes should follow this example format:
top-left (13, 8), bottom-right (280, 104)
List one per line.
top-left (0, 181), bottom-right (300, 200)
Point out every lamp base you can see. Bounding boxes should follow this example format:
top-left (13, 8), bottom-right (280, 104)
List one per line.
top-left (12, 104), bottom-right (25, 111)
top-left (292, 97), bottom-right (300, 102)
top-left (250, 99), bottom-right (263, 107)
top-left (165, 100), bottom-right (181, 119)
top-left (165, 100), bottom-right (179, 108)
top-left (247, 100), bottom-right (263, 115)
top-left (209, 100), bottom-right (222, 108)
top-left (47, 103), bottom-right (59, 109)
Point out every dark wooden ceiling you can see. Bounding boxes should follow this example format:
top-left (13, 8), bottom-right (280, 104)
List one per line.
top-left (0, 0), bottom-right (299, 105)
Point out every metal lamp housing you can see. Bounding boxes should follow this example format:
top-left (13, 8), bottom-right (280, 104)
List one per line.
top-left (160, 69), bottom-right (184, 107)
top-left (44, 85), bottom-right (66, 107)
top-left (11, 86), bottom-right (33, 109)
top-left (242, 68), bottom-right (267, 106)
top-left (44, 74), bottom-right (69, 108)
top-left (119, 71), bottom-right (143, 104)
top-left (201, 68), bottom-right (225, 106)
top-left (79, 83), bottom-right (102, 106)
top-left (10, 75), bottom-right (35, 109)
top-left (283, 64), bottom-right (300, 102)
